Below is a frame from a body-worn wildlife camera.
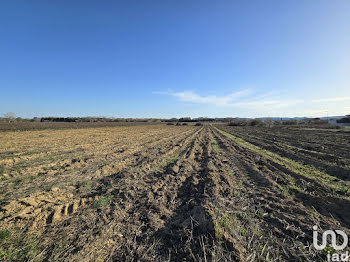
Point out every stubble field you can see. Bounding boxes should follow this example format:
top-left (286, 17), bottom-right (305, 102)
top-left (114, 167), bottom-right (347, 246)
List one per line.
top-left (0, 124), bottom-right (349, 261)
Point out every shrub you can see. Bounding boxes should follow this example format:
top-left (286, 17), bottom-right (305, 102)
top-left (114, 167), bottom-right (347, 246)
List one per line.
top-left (249, 119), bottom-right (263, 126)
top-left (337, 117), bottom-right (350, 124)
top-left (281, 120), bottom-right (298, 125)
top-left (195, 122), bottom-right (203, 126)
top-left (228, 121), bottom-right (247, 126)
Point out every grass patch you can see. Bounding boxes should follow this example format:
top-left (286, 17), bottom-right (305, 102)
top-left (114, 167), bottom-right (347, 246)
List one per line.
top-left (33, 155), bottom-right (58, 164)
top-left (167, 156), bottom-right (180, 166)
top-left (77, 180), bottom-right (92, 193)
top-left (211, 139), bottom-right (220, 152)
top-left (42, 183), bottom-right (59, 192)
top-left (0, 230), bottom-right (11, 240)
top-left (12, 175), bottom-right (36, 187)
top-left (159, 155), bottom-right (180, 169)
top-left (49, 237), bottom-right (69, 260)
top-left (339, 186), bottom-right (350, 195)
top-left (213, 212), bottom-right (251, 243)
top-left (278, 185), bottom-right (295, 199)
top-left (8, 161), bottom-right (29, 175)
top-left (0, 151), bottom-right (39, 160)
top-left (213, 213), bottom-right (238, 243)
top-left (10, 155), bottom-right (61, 173)
top-left (93, 195), bottom-right (113, 208)
top-left (20, 151), bottom-right (40, 157)
top-left (209, 130), bottom-right (220, 152)
top-left (215, 127), bottom-right (350, 196)
top-left (0, 230), bottom-right (42, 261)
top-left (0, 166), bottom-right (5, 175)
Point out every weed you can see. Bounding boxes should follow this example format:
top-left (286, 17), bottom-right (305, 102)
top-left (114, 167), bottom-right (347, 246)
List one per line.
top-left (50, 237), bottom-right (70, 259)
top-left (295, 241), bottom-right (305, 249)
top-left (0, 231), bottom-right (41, 261)
top-left (159, 156), bottom-right (180, 169)
top-left (43, 183), bottom-right (54, 191)
top-left (211, 141), bottom-right (220, 152)
top-left (209, 130), bottom-right (220, 152)
top-left (322, 246), bottom-right (335, 256)
top-left (289, 184), bottom-right (300, 191)
top-left (77, 180), bottom-right (92, 193)
top-left (213, 221), bottom-right (224, 242)
top-left (220, 216), bottom-right (231, 228)
top-left (339, 186), bottom-right (350, 195)
top-left (233, 190), bottom-right (241, 197)
top-left (93, 195), bottom-right (113, 208)
top-left (13, 177), bottom-right (23, 186)
top-left (35, 155), bottom-right (57, 163)
top-left (255, 209), bottom-right (265, 218)
top-left (0, 166), bottom-right (5, 175)
top-left (21, 151), bottom-right (39, 157)
top-left (0, 230), bottom-right (11, 240)
top-left (236, 179), bottom-right (243, 189)
top-left (12, 175), bottom-right (36, 187)
top-left (279, 185), bottom-right (294, 199)
top-left (167, 156), bottom-right (180, 166)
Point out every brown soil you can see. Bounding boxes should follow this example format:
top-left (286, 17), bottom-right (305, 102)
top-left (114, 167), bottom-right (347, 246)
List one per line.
top-left (0, 124), bottom-right (349, 261)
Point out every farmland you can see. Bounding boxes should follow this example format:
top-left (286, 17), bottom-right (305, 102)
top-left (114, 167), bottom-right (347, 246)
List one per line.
top-left (0, 124), bottom-right (349, 261)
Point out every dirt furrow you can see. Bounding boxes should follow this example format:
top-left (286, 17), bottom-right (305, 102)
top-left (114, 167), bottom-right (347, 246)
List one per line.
top-left (220, 126), bottom-right (350, 161)
top-left (146, 127), bottom-right (218, 261)
top-left (0, 127), bottom-right (199, 224)
top-left (0, 127), bottom-right (198, 233)
top-left (214, 126), bottom-right (350, 229)
top-left (210, 126), bottom-right (349, 261)
top-left (221, 129), bottom-right (350, 181)
top-left (2, 124), bottom-right (349, 262)
top-left (38, 127), bottom-right (203, 261)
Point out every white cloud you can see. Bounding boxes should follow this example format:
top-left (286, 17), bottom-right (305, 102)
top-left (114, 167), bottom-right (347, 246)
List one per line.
top-left (153, 90), bottom-right (350, 117)
top-left (233, 99), bottom-right (303, 110)
top-left (153, 89), bottom-right (252, 106)
top-left (312, 97), bottom-right (350, 103)
top-left (154, 89), bottom-right (301, 109)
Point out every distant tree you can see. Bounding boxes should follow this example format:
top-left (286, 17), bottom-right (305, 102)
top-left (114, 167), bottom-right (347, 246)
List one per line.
top-left (250, 119), bottom-right (263, 126)
top-left (3, 112), bottom-right (16, 122)
top-left (179, 117), bottom-right (191, 122)
top-left (3, 112), bottom-right (16, 119)
top-left (338, 117), bottom-right (350, 124)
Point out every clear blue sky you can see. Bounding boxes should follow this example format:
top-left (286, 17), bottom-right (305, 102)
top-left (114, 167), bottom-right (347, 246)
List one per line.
top-left (1, 0), bottom-right (349, 118)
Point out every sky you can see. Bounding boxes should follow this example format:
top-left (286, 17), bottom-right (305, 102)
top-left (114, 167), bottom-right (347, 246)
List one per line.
top-left (0, 0), bottom-right (349, 118)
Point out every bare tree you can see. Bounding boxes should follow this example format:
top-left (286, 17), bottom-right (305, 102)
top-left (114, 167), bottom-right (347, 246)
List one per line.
top-left (3, 112), bottom-right (16, 122)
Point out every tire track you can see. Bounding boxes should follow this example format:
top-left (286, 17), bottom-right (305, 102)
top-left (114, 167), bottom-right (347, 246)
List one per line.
top-left (41, 127), bottom-right (203, 261)
top-left (0, 127), bottom-right (199, 233)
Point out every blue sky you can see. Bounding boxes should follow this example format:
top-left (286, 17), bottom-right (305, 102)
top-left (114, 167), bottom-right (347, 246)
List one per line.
top-left (1, 0), bottom-right (349, 118)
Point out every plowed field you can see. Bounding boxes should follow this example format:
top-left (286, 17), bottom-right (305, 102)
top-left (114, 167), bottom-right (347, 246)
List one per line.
top-left (1, 124), bottom-right (349, 261)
